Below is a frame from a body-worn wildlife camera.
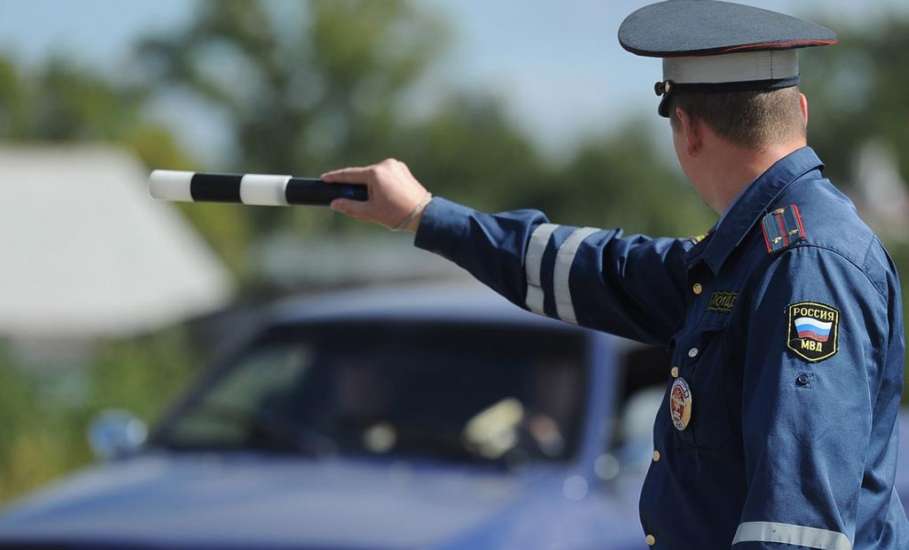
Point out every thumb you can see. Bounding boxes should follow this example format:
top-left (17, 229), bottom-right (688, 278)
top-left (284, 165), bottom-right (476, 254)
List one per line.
top-left (330, 198), bottom-right (370, 220)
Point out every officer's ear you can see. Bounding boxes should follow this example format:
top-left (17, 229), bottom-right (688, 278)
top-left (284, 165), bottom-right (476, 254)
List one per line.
top-left (799, 92), bottom-right (809, 131)
top-left (673, 106), bottom-right (703, 157)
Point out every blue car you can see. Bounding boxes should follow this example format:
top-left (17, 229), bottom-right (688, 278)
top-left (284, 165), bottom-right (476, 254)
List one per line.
top-left (0, 283), bottom-right (904, 549)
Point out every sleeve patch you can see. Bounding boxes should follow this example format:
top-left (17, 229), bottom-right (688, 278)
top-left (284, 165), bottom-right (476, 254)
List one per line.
top-left (786, 301), bottom-right (839, 362)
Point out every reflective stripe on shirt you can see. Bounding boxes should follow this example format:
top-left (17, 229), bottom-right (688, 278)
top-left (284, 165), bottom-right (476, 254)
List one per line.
top-left (733, 521), bottom-right (852, 550)
top-left (554, 227), bottom-right (599, 324)
top-left (525, 223), bottom-right (558, 315)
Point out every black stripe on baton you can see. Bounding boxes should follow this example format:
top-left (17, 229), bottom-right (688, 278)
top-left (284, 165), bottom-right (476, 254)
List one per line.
top-left (286, 178), bottom-right (369, 205)
top-left (190, 173), bottom-right (243, 202)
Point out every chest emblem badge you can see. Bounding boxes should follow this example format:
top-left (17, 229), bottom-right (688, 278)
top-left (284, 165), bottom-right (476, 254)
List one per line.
top-left (708, 291), bottom-right (737, 313)
top-left (787, 301), bottom-right (840, 362)
top-left (669, 378), bottom-right (693, 431)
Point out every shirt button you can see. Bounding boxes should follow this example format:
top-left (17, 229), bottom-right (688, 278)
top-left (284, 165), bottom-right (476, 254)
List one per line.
top-left (692, 283), bottom-right (703, 295)
top-left (645, 534), bottom-right (656, 546)
top-left (688, 347), bottom-right (699, 358)
top-left (670, 366), bottom-right (679, 378)
top-left (652, 450), bottom-right (661, 462)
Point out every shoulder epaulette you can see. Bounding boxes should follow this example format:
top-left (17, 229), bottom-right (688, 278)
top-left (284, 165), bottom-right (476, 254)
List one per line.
top-left (761, 204), bottom-right (806, 254)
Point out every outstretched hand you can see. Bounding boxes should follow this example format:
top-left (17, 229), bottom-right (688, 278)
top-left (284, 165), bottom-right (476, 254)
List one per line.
top-left (323, 159), bottom-right (431, 233)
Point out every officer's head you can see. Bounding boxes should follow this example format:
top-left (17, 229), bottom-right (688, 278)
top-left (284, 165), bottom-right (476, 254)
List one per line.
top-left (618, 0), bottom-right (837, 204)
top-left (668, 87), bottom-right (807, 150)
top-left (667, 87), bottom-right (809, 181)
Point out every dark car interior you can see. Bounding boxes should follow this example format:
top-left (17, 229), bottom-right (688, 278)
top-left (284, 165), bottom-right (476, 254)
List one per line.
top-left (153, 321), bottom-right (591, 467)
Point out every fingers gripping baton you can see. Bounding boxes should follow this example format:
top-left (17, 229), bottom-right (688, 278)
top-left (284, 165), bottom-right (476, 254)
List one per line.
top-left (149, 170), bottom-right (368, 206)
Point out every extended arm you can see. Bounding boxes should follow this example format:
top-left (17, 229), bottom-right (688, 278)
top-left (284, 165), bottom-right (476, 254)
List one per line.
top-left (325, 159), bottom-right (691, 345)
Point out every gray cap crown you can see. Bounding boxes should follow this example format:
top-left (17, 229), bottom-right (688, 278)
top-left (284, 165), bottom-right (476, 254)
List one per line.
top-left (619, 0), bottom-right (837, 58)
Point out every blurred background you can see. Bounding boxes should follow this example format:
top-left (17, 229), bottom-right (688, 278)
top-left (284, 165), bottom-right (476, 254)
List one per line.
top-left (0, 0), bottom-right (906, 506)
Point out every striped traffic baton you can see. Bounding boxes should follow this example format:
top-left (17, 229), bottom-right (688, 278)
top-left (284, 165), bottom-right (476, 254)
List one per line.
top-left (149, 170), bottom-right (368, 207)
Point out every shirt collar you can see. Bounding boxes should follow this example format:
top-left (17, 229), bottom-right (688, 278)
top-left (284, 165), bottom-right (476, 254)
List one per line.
top-left (687, 146), bottom-right (824, 274)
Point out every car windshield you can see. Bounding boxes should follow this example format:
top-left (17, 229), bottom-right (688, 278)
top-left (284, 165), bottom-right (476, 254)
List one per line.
top-left (154, 321), bottom-right (588, 466)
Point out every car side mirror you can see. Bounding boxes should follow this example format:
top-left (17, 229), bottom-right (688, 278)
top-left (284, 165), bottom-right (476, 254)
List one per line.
top-left (88, 410), bottom-right (148, 461)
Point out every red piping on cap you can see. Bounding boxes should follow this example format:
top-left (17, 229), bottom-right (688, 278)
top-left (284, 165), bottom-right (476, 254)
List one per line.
top-left (622, 38), bottom-right (839, 58)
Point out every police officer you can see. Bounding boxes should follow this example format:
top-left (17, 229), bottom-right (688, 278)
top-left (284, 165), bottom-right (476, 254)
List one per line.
top-left (324, 1), bottom-right (909, 548)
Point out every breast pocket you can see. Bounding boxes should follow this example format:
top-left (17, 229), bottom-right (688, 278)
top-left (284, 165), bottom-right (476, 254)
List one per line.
top-left (678, 317), bottom-right (737, 452)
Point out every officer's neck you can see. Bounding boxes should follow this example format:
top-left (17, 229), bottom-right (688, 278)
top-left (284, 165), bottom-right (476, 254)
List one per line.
top-left (698, 137), bottom-right (808, 215)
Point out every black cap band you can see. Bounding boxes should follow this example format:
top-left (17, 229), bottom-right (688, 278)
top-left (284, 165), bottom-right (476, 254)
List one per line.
top-left (657, 76), bottom-right (801, 118)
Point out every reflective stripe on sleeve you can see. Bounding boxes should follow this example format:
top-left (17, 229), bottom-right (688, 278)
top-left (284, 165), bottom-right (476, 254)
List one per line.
top-left (733, 522), bottom-right (852, 550)
top-left (553, 227), bottom-right (599, 324)
top-left (525, 224), bottom-right (558, 315)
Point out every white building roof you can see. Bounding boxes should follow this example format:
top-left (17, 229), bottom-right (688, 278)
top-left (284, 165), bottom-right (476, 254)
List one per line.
top-left (0, 145), bottom-right (233, 338)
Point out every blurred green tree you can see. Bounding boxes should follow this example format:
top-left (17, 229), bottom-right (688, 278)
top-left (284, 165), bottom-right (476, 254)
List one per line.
top-left (136, 0), bottom-right (712, 246)
top-left (0, 56), bottom-right (191, 171)
top-left (137, 0), bottom-right (448, 234)
top-left (801, 18), bottom-right (909, 188)
top-left (393, 94), bottom-right (553, 212)
top-left (539, 121), bottom-right (714, 235)
top-left (0, 330), bottom-right (198, 504)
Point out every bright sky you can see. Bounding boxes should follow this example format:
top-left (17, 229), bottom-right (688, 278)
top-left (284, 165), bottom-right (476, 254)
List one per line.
top-left (0, 0), bottom-right (905, 159)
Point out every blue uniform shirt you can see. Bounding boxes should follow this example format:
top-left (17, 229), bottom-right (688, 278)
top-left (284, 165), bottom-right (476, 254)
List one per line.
top-left (414, 147), bottom-right (909, 549)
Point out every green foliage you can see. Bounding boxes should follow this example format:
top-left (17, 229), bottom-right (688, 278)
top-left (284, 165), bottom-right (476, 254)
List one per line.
top-left (801, 17), bottom-right (909, 188)
top-left (88, 329), bottom-right (200, 421)
top-left (396, 94), bottom-right (552, 212)
top-left (0, 56), bottom-right (178, 160)
top-left (137, 0), bottom-right (448, 237)
top-left (132, 0), bottom-right (711, 264)
top-left (0, 352), bottom-right (61, 501)
top-left (545, 122), bottom-right (714, 234)
top-left (0, 330), bottom-right (199, 504)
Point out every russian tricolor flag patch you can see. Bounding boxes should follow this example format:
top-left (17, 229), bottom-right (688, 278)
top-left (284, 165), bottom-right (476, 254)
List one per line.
top-left (794, 317), bottom-right (833, 343)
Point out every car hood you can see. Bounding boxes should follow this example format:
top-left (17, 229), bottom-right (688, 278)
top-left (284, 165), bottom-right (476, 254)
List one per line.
top-left (0, 452), bottom-right (582, 549)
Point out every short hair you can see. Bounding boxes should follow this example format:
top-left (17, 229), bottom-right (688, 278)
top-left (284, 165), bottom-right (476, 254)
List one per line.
top-left (669, 86), bottom-right (805, 149)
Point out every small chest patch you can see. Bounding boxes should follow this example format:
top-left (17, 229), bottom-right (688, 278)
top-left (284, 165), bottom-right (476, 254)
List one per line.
top-left (708, 292), bottom-right (737, 313)
top-left (786, 301), bottom-right (840, 362)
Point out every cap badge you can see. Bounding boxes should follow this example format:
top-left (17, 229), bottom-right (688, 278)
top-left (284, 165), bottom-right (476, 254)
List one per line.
top-left (669, 377), bottom-right (693, 431)
top-left (654, 80), bottom-right (673, 96)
